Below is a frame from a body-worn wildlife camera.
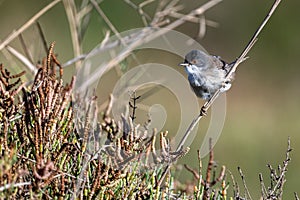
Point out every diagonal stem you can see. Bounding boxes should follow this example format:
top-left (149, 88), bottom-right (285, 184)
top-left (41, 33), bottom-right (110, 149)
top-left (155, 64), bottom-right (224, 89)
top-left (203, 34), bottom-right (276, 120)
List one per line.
top-left (0, 0), bottom-right (62, 51)
top-left (156, 0), bottom-right (283, 188)
top-left (180, 0), bottom-right (282, 158)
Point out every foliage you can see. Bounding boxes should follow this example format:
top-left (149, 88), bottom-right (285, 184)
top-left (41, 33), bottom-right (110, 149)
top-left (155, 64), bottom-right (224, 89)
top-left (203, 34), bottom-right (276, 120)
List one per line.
top-left (0, 44), bottom-right (296, 200)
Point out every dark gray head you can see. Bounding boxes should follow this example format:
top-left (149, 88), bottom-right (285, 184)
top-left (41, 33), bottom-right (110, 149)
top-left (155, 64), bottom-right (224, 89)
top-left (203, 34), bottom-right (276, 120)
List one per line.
top-left (183, 50), bottom-right (211, 69)
top-left (179, 49), bottom-right (232, 100)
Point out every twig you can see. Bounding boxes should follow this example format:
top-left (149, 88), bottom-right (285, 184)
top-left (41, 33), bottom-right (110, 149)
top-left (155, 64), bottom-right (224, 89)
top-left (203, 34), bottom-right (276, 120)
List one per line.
top-left (157, 0), bottom-right (283, 188)
top-left (138, 0), bottom-right (155, 26)
top-left (205, 138), bottom-right (214, 186)
top-left (76, 0), bottom-right (222, 94)
top-left (90, 0), bottom-right (126, 45)
top-left (36, 22), bottom-right (49, 54)
top-left (0, 0), bottom-right (61, 51)
top-left (203, 138), bottom-right (214, 199)
top-left (129, 91), bottom-right (141, 122)
top-left (228, 169), bottom-right (240, 198)
top-left (176, 0), bottom-right (282, 155)
top-left (5, 45), bottom-right (37, 74)
top-left (63, 0), bottom-right (81, 70)
top-left (18, 34), bottom-right (34, 64)
top-left (197, 15), bottom-right (206, 39)
top-left (295, 192), bottom-right (299, 200)
top-left (63, 0), bottom-right (219, 72)
top-left (184, 164), bottom-right (200, 180)
top-left (238, 166), bottom-right (252, 200)
top-left (77, 1), bottom-right (93, 21)
top-left (0, 182), bottom-right (32, 192)
top-left (123, 0), bottom-right (152, 26)
top-left (268, 137), bottom-right (291, 198)
top-left (155, 0), bottom-right (222, 30)
top-left (259, 173), bottom-right (268, 199)
top-left (168, 12), bottom-right (218, 27)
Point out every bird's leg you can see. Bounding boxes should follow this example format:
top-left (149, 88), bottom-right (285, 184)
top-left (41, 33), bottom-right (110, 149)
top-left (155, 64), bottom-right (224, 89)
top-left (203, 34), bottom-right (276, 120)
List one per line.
top-left (200, 105), bottom-right (208, 116)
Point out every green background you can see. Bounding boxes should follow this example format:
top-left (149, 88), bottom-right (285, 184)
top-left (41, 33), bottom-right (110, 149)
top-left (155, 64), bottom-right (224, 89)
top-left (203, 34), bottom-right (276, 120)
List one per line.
top-left (0, 0), bottom-right (299, 198)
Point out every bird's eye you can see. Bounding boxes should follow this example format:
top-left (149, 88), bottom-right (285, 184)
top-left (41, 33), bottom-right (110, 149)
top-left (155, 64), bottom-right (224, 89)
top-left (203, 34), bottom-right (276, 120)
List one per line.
top-left (184, 59), bottom-right (193, 65)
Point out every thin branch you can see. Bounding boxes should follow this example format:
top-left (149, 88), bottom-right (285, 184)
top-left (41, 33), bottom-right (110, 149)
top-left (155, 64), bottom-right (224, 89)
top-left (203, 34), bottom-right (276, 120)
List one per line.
top-left (228, 169), bottom-right (240, 198)
top-left (74, 1), bottom-right (222, 93)
top-left (228, 0), bottom-right (282, 78)
top-left (238, 166), bottom-right (253, 200)
top-left (5, 45), bottom-right (37, 74)
top-left (269, 137), bottom-right (291, 197)
top-left (157, 0), bottom-right (283, 188)
top-left (18, 34), bottom-right (34, 64)
top-left (184, 164), bottom-right (200, 180)
top-left (0, 182), bottom-right (32, 192)
top-left (90, 0), bottom-right (125, 45)
top-left (0, 0), bottom-right (61, 51)
top-left (138, 0), bottom-right (155, 26)
top-left (153, 0), bottom-right (222, 28)
top-left (259, 173), bottom-right (268, 198)
top-left (295, 192), bottom-right (299, 200)
top-left (63, 0), bottom-right (81, 70)
top-left (36, 22), bottom-right (49, 55)
top-left (168, 11), bottom-right (218, 27)
top-left (177, 0), bottom-right (282, 153)
top-left (77, 3), bottom-right (93, 21)
top-left (123, 0), bottom-right (152, 26)
top-left (198, 15), bottom-right (206, 39)
top-left (62, 0), bottom-right (220, 71)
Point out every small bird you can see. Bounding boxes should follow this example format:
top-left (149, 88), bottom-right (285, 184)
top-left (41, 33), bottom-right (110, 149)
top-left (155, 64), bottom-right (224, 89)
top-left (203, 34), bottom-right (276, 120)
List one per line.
top-left (180, 50), bottom-right (234, 100)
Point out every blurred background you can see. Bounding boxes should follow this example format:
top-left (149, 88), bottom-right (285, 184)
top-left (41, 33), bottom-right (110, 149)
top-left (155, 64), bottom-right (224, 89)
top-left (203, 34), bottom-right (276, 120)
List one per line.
top-left (0, 0), bottom-right (299, 198)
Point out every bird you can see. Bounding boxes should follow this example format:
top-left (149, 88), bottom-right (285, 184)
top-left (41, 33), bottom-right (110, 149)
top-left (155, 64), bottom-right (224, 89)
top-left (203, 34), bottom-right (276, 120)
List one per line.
top-left (180, 49), bottom-right (234, 100)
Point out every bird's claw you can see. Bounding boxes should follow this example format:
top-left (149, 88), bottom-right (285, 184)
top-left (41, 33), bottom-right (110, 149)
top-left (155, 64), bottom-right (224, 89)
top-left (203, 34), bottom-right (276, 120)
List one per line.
top-left (200, 107), bottom-right (208, 116)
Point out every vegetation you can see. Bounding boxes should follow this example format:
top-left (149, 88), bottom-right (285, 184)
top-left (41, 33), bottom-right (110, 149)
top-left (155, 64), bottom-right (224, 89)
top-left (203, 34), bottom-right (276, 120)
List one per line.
top-left (0, 44), bottom-right (296, 199)
top-left (0, 0), bottom-right (297, 199)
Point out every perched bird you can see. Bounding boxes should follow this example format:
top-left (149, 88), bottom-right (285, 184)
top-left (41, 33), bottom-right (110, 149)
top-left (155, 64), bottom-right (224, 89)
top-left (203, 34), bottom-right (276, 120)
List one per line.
top-left (180, 49), bottom-right (234, 100)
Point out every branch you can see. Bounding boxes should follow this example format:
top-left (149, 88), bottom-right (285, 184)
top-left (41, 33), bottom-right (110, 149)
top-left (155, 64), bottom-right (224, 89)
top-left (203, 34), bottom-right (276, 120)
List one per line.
top-left (75, 0), bottom-right (222, 93)
top-left (158, 0), bottom-right (283, 188)
top-left (0, 0), bottom-right (61, 51)
top-left (176, 0), bottom-right (282, 153)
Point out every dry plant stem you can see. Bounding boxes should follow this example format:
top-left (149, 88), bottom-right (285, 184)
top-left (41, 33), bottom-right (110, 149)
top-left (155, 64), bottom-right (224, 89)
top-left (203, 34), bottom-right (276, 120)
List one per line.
top-left (60, 0), bottom-right (214, 70)
top-left (0, 0), bottom-right (61, 51)
top-left (0, 182), bottom-right (32, 192)
top-left (157, 0), bottom-right (283, 188)
top-left (259, 173), bottom-right (268, 198)
top-left (295, 192), bottom-right (300, 200)
top-left (269, 137), bottom-right (291, 197)
top-left (18, 34), bottom-right (34, 64)
top-left (90, 0), bottom-right (126, 45)
top-left (138, 0), bottom-right (155, 26)
top-left (66, 0), bottom-right (222, 90)
top-left (228, 169), bottom-right (240, 198)
top-left (36, 22), bottom-right (49, 54)
top-left (3, 23), bottom-right (49, 73)
top-left (5, 46), bottom-right (37, 74)
top-left (123, 0), bottom-right (153, 26)
top-left (258, 137), bottom-right (291, 199)
top-left (155, 0), bottom-right (221, 29)
top-left (205, 138), bottom-right (214, 185)
top-left (168, 11), bottom-right (218, 27)
top-left (203, 139), bottom-right (214, 199)
top-left (176, 90), bottom-right (219, 152)
top-left (238, 167), bottom-right (252, 200)
top-left (184, 164), bottom-right (200, 180)
top-left (63, 0), bottom-right (81, 71)
top-left (180, 0), bottom-right (282, 151)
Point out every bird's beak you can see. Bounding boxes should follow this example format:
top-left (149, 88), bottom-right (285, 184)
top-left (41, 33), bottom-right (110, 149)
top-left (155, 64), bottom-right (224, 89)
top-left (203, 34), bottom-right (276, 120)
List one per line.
top-left (179, 63), bottom-right (189, 67)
